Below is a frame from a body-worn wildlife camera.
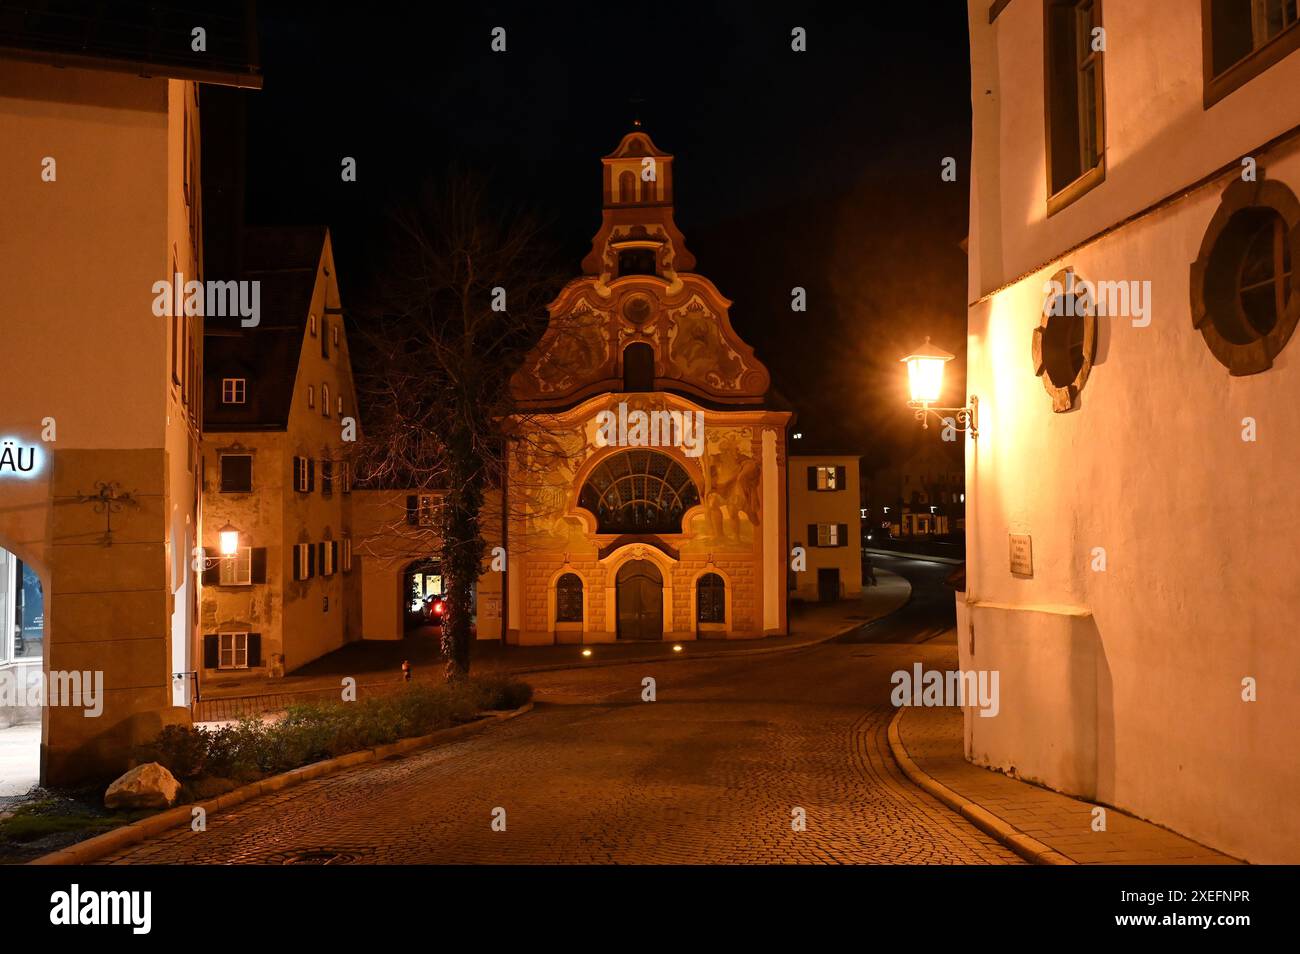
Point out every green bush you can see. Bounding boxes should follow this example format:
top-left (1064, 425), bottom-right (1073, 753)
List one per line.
top-left (141, 676), bottom-right (531, 789)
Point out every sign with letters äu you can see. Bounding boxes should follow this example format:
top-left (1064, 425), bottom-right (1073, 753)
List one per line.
top-left (0, 437), bottom-right (42, 479)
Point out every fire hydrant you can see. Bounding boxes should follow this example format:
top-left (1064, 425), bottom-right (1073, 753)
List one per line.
top-left (401, 659), bottom-right (412, 683)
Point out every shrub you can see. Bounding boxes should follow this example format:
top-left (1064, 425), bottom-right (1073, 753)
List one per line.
top-left (140, 675), bottom-right (531, 793)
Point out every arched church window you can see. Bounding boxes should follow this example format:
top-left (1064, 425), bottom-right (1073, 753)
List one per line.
top-left (578, 450), bottom-right (701, 534)
top-left (556, 573), bottom-right (583, 623)
top-left (618, 171), bottom-right (637, 203)
top-left (697, 573), bottom-right (725, 624)
top-left (622, 343), bottom-right (656, 392)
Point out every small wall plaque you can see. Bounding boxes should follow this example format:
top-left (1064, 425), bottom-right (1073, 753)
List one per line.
top-left (1009, 533), bottom-right (1033, 576)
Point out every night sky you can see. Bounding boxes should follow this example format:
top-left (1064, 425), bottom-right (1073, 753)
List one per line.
top-left (205, 1), bottom-right (973, 475)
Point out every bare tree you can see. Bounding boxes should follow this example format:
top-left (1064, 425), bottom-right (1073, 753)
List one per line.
top-left (352, 172), bottom-right (562, 680)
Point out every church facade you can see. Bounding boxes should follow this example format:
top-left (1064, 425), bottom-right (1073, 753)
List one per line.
top-left (503, 130), bottom-right (792, 645)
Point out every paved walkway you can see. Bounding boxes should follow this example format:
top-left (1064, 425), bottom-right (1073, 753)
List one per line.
top-left (0, 723), bottom-right (39, 801)
top-left (193, 573), bottom-right (912, 721)
top-left (95, 635), bottom-right (1020, 865)
top-left (894, 644), bottom-right (1240, 865)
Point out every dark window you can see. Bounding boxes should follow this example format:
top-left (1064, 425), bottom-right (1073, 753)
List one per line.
top-left (618, 170), bottom-right (637, 203)
top-left (219, 455), bottom-right (252, 493)
top-left (1205, 0), bottom-right (1300, 105)
top-left (321, 320), bottom-right (330, 358)
top-left (617, 248), bottom-right (657, 277)
top-left (578, 450), bottom-right (701, 534)
top-left (556, 573), bottom-right (583, 622)
top-left (1045, 0), bottom-right (1105, 209)
top-left (321, 459), bottom-right (334, 496)
top-left (1193, 187), bottom-right (1300, 374)
top-left (697, 573), bottom-right (725, 624)
top-left (622, 342), bottom-right (656, 392)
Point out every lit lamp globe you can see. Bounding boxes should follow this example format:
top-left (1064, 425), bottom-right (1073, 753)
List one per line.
top-left (218, 523), bottom-right (240, 557)
top-left (901, 337), bottom-right (955, 405)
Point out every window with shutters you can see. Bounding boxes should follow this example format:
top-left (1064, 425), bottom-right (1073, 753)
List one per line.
top-left (219, 632), bottom-right (249, 670)
top-left (320, 540), bottom-right (338, 576)
top-left (293, 456), bottom-right (315, 493)
top-left (294, 542), bottom-right (315, 581)
top-left (555, 573), bottom-right (583, 623)
top-left (816, 523), bottom-right (841, 547)
top-left (697, 573), bottom-right (726, 624)
top-left (219, 454), bottom-right (253, 493)
top-left (220, 547), bottom-right (252, 586)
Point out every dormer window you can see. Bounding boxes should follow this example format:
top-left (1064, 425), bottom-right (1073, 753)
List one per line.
top-left (221, 378), bottom-right (246, 404)
top-left (617, 248), bottom-right (657, 277)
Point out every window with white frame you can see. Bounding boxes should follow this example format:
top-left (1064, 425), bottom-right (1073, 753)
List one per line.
top-left (219, 632), bottom-right (249, 670)
top-left (221, 378), bottom-right (246, 404)
top-left (817, 523), bottom-right (840, 547)
top-left (816, 466), bottom-right (838, 490)
top-left (309, 314), bottom-right (318, 336)
top-left (307, 384), bottom-right (315, 409)
top-left (322, 382), bottom-right (331, 417)
top-left (219, 547), bottom-right (253, 586)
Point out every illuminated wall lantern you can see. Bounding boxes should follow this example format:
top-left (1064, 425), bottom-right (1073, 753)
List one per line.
top-left (218, 523), bottom-right (241, 556)
top-left (900, 337), bottom-right (979, 438)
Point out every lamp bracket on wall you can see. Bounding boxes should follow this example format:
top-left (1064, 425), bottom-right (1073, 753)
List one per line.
top-left (73, 481), bottom-right (140, 547)
top-left (908, 395), bottom-right (979, 438)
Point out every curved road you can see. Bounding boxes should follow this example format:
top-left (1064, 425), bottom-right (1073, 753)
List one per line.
top-left (96, 568), bottom-right (1019, 865)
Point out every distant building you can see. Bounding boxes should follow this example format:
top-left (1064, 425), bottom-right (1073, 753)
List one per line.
top-left (0, 9), bottom-right (259, 783)
top-left (965, 0), bottom-right (1300, 862)
top-left (866, 442), bottom-right (964, 539)
top-left (788, 455), bottom-right (862, 601)
top-left (502, 130), bottom-right (793, 643)
top-left (201, 228), bottom-right (361, 681)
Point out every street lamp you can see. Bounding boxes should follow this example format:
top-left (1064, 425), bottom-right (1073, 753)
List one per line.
top-left (199, 523), bottom-right (242, 569)
top-left (218, 523), bottom-right (241, 556)
top-left (901, 337), bottom-right (979, 438)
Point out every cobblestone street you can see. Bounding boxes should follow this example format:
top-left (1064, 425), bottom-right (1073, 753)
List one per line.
top-left (98, 638), bottom-right (1021, 865)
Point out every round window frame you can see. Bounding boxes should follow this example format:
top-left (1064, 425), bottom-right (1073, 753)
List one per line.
top-left (1033, 267), bottom-right (1098, 413)
top-left (1190, 176), bottom-right (1300, 376)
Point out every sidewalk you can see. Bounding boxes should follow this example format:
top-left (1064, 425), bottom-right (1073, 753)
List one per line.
top-left (891, 649), bottom-right (1240, 865)
top-left (193, 570), bottom-right (912, 722)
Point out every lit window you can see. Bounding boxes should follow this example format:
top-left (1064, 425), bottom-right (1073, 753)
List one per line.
top-left (817, 524), bottom-right (840, 547)
top-left (221, 378), bottom-right (246, 404)
top-left (219, 632), bottom-right (249, 670)
top-left (219, 547), bottom-right (252, 586)
top-left (814, 466), bottom-right (840, 491)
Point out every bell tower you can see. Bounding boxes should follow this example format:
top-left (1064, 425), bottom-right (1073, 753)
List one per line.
top-left (581, 125), bottom-right (696, 279)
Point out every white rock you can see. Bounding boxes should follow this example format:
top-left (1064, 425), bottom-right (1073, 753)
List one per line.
top-left (104, 762), bottom-right (181, 810)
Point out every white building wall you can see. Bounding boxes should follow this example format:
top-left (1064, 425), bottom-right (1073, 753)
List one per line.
top-left (965, 0), bottom-right (1300, 863)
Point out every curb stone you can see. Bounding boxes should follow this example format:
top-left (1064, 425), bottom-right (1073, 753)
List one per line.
top-left (885, 707), bottom-right (1076, 866)
top-left (27, 702), bottom-right (535, 866)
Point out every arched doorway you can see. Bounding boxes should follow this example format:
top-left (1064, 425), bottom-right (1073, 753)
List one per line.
top-left (402, 559), bottom-right (442, 632)
top-left (616, 560), bottom-right (662, 640)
